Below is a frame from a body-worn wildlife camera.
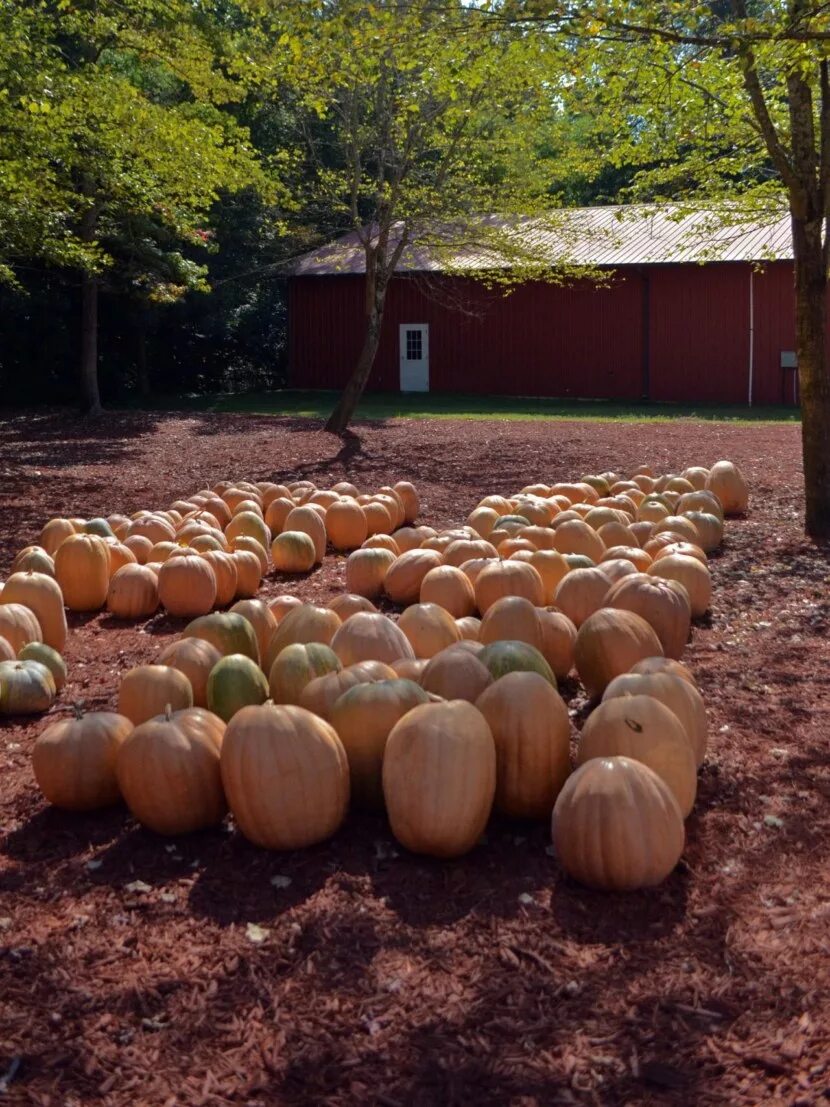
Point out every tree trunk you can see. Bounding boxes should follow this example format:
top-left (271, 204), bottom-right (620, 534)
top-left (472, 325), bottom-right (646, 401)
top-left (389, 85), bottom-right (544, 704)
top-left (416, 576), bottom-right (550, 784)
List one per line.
top-left (325, 261), bottom-right (388, 434)
top-left (791, 214), bottom-right (830, 538)
top-left (80, 271), bottom-right (101, 412)
top-left (136, 301), bottom-right (150, 398)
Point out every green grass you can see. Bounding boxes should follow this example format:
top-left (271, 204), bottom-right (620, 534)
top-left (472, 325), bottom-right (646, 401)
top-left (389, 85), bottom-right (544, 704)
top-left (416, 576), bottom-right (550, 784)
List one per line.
top-left (132, 389), bottom-right (801, 423)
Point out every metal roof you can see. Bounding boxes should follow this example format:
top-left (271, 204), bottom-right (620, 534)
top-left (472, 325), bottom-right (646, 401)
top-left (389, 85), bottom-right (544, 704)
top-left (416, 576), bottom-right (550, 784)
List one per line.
top-left (292, 204), bottom-right (793, 276)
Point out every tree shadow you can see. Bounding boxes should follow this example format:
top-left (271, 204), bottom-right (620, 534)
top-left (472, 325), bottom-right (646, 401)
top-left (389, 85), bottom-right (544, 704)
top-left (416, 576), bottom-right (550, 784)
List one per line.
top-left (1, 803), bottom-right (129, 866)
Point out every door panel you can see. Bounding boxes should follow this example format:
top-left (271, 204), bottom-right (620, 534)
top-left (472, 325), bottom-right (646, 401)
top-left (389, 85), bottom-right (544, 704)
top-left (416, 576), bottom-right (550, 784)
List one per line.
top-left (399, 324), bottom-right (429, 391)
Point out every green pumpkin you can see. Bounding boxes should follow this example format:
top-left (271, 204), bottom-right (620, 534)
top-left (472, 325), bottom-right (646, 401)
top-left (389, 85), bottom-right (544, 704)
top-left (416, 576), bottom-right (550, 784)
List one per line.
top-left (207, 654), bottom-right (269, 722)
top-left (477, 640), bottom-right (556, 687)
top-left (184, 612), bottom-right (260, 663)
top-left (0, 659), bottom-right (56, 715)
top-left (18, 642), bottom-right (67, 691)
top-left (498, 514), bottom-right (531, 528)
top-left (562, 554), bottom-right (595, 570)
top-left (268, 642), bottom-right (342, 705)
top-left (83, 517), bottom-right (116, 538)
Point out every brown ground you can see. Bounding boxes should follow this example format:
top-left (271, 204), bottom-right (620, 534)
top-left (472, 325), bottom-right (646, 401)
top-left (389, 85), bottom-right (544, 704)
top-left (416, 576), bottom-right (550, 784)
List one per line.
top-left (0, 409), bottom-right (828, 1107)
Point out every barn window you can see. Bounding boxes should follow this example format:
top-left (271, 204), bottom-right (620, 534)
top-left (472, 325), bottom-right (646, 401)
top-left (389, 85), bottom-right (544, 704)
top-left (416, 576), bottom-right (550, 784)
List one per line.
top-left (406, 329), bottom-right (423, 360)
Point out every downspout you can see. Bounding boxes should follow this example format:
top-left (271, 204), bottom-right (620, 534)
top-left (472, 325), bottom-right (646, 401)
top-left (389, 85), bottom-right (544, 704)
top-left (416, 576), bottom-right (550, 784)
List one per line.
top-left (748, 266), bottom-right (755, 406)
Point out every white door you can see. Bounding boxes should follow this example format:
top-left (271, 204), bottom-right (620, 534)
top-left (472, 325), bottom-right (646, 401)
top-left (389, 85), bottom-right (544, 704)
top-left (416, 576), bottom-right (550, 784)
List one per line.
top-left (399, 324), bottom-right (429, 391)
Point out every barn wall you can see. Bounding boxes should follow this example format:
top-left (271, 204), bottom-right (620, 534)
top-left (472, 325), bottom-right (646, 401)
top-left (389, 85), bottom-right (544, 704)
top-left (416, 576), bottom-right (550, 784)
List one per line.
top-left (288, 262), bottom-right (810, 404)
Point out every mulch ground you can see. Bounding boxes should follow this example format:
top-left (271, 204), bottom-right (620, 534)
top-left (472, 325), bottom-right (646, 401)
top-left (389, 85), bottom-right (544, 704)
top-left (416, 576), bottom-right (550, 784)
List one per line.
top-left (0, 408), bottom-right (829, 1107)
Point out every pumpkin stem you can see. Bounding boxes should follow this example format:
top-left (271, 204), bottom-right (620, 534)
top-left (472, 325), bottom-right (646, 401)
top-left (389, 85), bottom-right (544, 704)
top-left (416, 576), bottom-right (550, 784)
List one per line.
top-left (71, 701), bottom-right (85, 720)
top-left (164, 702), bottom-right (173, 721)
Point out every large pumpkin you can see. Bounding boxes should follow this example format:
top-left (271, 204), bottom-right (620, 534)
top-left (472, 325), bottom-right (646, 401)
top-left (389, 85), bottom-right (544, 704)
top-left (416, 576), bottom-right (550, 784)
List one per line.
top-left (476, 671), bottom-right (571, 819)
top-left (553, 519), bottom-right (606, 563)
top-left (271, 531), bottom-right (316, 573)
top-left (326, 500), bottom-right (368, 551)
top-left (551, 756), bottom-right (685, 891)
top-left (299, 660), bottom-right (397, 719)
top-left (106, 564), bottom-right (160, 619)
top-left (0, 659), bottom-right (55, 715)
top-left (419, 565), bottom-right (476, 618)
top-left (157, 637), bottom-right (223, 708)
top-left (602, 671), bottom-right (708, 767)
top-left (12, 546), bottom-right (56, 578)
top-left (1, 571), bottom-right (66, 651)
top-left (264, 604), bottom-right (342, 672)
top-left (0, 604), bottom-right (42, 653)
top-left (330, 678), bottom-right (430, 808)
top-left (553, 567), bottom-right (612, 628)
top-left (156, 553), bottom-right (217, 617)
top-left (383, 549), bottom-right (444, 605)
top-left (537, 609), bottom-right (578, 681)
top-left (221, 703), bottom-right (349, 849)
top-left (54, 533), bottom-right (110, 611)
top-left (630, 656), bottom-right (696, 685)
top-left (474, 561), bottom-right (545, 613)
top-left (478, 640), bottom-right (556, 686)
top-left (268, 642), bottom-right (341, 704)
top-left (604, 574), bottom-right (691, 659)
top-left (225, 510), bottom-right (270, 552)
top-left (183, 611), bottom-right (260, 662)
top-left (18, 642), bottom-right (66, 691)
top-left (478, 595), bottom-right (543, 650)
top-left (393, 481), bottom-right (420, 522)
top-left (328, 593), bottom-right (377, 621)
top-left (420, 645), bottom-right (493, 702)
top-left (574, 609), bottom-right (664, 699)
top-left (526, 550), bottom-right (570, 604)
top-left (382, 700), bottom-right (496, 858)
top-left (398, 603), bottom-right (461, 659)
top-left (283, 505), bottom-right (326, 562)
top-left (206, 653), bottom-right (269, 722)
top-left (647, 554), bottom-right (711, 618)
top-left (705, 460), bottom-right (749, 515)
top-left (33, 709), bottom-right (133, 810)
top-left (577, 695), bottom-right (696, 817)
top-left (117, 664), bottom-right (194, 725)
top-left (330, 611), bottom-right (415, 666)
top-left (229, 599), bottom-right (278, 661)
top-left (116, 707), bottom-right (227, 834)
top-left (39, 518), bottom-right (77, 555)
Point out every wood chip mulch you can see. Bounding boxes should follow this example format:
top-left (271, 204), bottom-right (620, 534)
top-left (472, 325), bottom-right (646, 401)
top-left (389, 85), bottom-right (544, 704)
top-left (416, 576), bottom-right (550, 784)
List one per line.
top-left (0, 408), bottom-right (828, 1107)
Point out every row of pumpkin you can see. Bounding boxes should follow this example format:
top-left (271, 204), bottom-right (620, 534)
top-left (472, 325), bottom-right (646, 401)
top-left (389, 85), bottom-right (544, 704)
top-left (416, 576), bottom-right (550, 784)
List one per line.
top-left (23, 457), bottom-right (748, 889)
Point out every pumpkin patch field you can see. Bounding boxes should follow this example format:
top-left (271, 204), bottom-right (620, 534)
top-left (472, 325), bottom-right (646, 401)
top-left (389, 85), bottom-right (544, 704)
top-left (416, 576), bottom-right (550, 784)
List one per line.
top-left (0, 410), bottom-right (828, 1107)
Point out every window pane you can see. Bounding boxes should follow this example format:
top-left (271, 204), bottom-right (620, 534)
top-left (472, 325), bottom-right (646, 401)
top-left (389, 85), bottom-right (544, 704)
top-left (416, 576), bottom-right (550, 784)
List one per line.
top-left (406, 330), bottom-right (422, 360)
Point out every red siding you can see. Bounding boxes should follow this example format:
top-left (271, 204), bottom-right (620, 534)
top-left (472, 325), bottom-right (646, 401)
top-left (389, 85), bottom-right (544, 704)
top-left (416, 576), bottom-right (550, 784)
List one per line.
top-left (288, 262), bottom-right (816, 404)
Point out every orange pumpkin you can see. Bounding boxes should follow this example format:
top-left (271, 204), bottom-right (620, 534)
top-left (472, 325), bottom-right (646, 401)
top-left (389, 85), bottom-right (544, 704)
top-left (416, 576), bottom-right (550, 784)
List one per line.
top-left (117, 664), bottom-right (195, 725)
top-left (157, 553), bottom-right (217, 617)
top-left (384, 549), bottom-right (444, 605)
top-left (330, 612), bottom-right (415, 666)
top-left (419, 565), bottom-right (476, 618)
top-left (398, 603), bottom-right (461, 659)
top-left (326, 500), bottom-right (369, 551)
top-left (157, 637), bottom-right (223, 707)
top-left (604, 575), bottom-right (691, 659)
top-left (54, 533), bottom-right (110, 611)
top-left (106, 564), bottom-right (160, 619)
top-left (574, 609), bottom-right (664, 699)
top-left (33, 709), bottom-right (133, 810)
top-left (474, 561), bottom-right (544, 613)
top-left (1, 571), bottom-right (67, 651)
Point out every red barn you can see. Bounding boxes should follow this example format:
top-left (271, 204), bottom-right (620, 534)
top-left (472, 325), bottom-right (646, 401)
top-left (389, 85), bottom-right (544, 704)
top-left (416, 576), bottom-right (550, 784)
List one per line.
top-left (288, 206), bottom-right (817, 406)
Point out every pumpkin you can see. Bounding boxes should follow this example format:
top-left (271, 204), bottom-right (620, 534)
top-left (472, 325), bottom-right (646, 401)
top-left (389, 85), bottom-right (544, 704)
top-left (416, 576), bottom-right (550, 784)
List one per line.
top-left (474, 561), bottom-right (545, 613)
top-left (157, 637), bottom-right (223, 707)
top-left (389, 526), bottom-right (424, 554)
top-left (637, 499), bottom-right (671, 524)
top-left (374, 492), bottom-right (404, 530)
top-left (125, 534), bottom-right (154, 564)
top-left (188, 533), bottom-right (225, 554)
top-left (157, 553), bottom-right (217, 617)
top-left (105, 540), bottom-right (139, 575)
top-left (117, 663), bottom-right (194, 724)
top-left (393, 481), bottom-right (420, 522)
top-left (647, 554), bottom-right (711, 618)
top-left (383, 701), bottom-right (496, 859)
top-left (128, 514), bottom-right (177, 545)
top-left (420, 646), bottom-right (493, 702)
top-left (330, 611), bottom-right (415, 666)
top-left (207, 653), bottom-right (270, 722)
top-left (199, 550), bottom-right (238, 606)
top-left (553, 519), bottom-right (606, 563)
top-left (681, 466), bottom-right (710, 490)
top-left (18, 642), bottom-right (67, 691)
top-left (600, 544), bottom-right (652, 572)
top-left (705, 460), bottom-right (749, 515)
top-left (54, 533), bottom-right (110, 611)
top-left (553, 567), bottom-right (613, 628)
top-left (272, 531), bottom-right (316, 573)
top-left (456, 615), bottom-right (482, 640)
top-left (106, 564), bottom-right (160, 619)
top-left (269, 595), bottom-right (304, 622)
top-left (362, 533), bottom-right (399, 554)
top-left (602, 671), bottom-right (708, 767)
top-left (33, 709), bottom-right (133, 810)
top-left (677, 489), bottom-right (724, 522)
top-left (328, 593), bottom-right (377, 621)
top-left (525, 550), bottom-right (570, 603)
top-left (39, 518), bottom-right (77, 555)
top-left (595, 557), bottom-right (639, 585)
top-left (229, 599), bottom-right (277, 661)
top-left (419, 565), bottom-right (476, 618)
top-left (1, 571), bottom-right (66, 651)
top-left (577, 695), bottom-right (696, 817)
top-left (551, 756), bottom-right (685, 890)
top-left (268, 641), bottom-right (342, 704)
top-left (264, 604), bottom-right (342, 672)
top-left (443, 539), bottom-right (499, 567)
top-left (0, 603), bottom-right (42, 653)
top-left (383, 549), bottom-right (444, 605)
top-left (264, 496), bottom-right (296, 534)
top-left (476, 671), bottom-right (571, 819)
top-left (299, 660), bottom-right (397, 719)
top-left (225, 510), bottom-right (270, 552)
top-left (683, 511), bottom-right (724, 552)
top-left (604, 575), bottom-right (691, 659)
top-left (630, 656), bottom-right (697, 685)
top-left (537, 609), bottom-right (577, 681)
top-left (184, 611), bottom-right (260, 662)
top-left (230, 549), bottom-right (262, 598)
top-left (0, 659), bottom-right (55, 714)
top-left (221, 703), bottom-right (349, 849)
top-left (574, 609), bottom-right (664, 700)
top-left (478, 595), bottom-right (543, 650)
top-left (283, 505), bottom-right (326, 562)
top-left (330, 679), bottom-right (430, 808)
top-left (0, 637), bottom-right (13, 662)
top-left (397, 603), bottom-right (461, 659)
top-left (478, 640), bottom-right (556, 686)
top-left (363, 501), bottom-right (393, 536)
top-left (651, 515), bottom-right (701, 546)
top-left (12, 546), bottom-right (55, 578)
top-left (326, 500), bottom-right (368, 551)
top-left (116, 707), bottom-right (227, 834)
top-left (148, 541), bottom-right (178, 564)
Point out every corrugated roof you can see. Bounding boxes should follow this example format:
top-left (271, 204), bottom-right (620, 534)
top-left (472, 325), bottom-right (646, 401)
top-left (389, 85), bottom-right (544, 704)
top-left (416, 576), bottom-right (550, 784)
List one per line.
top-left (292, 204), bottom-right (793, 275)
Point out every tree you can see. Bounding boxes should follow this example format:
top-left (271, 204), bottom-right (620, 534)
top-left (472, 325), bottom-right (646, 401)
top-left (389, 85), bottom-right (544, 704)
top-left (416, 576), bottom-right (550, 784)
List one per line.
top-left (268, 0), bottom-right (563, 434)
top-left (513, 0), bottom-right (830, 536)
top-left (0, 0), bottom-right (269, 411)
